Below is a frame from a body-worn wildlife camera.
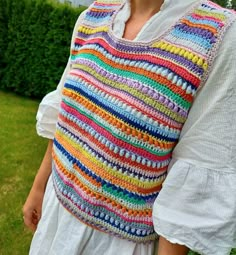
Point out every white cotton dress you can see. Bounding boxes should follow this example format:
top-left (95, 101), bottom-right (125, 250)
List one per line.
top-left (30, 0), bottom-right (236, 255)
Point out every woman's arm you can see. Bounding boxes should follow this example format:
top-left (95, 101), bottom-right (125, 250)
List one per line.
top-left (23, 140), bottom-right (53, 231)
top-left (23, 11), bottom-right (88, 232)
top-left (157, 236), bottom-right (189, 255)
top-left (153, 21), bottom-right (236, 255)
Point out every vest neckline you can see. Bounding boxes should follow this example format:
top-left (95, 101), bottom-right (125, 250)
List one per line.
top-left (106, 0), bottom-right (206, 46)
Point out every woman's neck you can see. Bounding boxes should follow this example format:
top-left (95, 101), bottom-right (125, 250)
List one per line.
top-left (122, 0), bottom-right (165, 40)
top-left (130, 0), bottom-right (164, 19)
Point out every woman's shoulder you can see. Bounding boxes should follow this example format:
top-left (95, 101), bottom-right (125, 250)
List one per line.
top-left (219, 19), bottom-right (236, 56)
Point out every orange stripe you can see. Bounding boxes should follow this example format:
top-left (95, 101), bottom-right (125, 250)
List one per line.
top-left (182, 19), bottom-right (217, 34)
top-left (90, 8), bottom-right (114, 13)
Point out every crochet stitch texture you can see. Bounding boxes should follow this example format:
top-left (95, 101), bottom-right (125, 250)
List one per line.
top-left (52, 0), bottom-right (235, 243)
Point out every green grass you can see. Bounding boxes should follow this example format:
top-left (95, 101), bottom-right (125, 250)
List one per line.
top-left (0, 90), bottom-right (47, 255)
top-left (0, 90), bottom-right (235, 255)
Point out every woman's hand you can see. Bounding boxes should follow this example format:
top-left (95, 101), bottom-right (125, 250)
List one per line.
top-left (22, 139), bottom-right (53, 231)
top-left (23, 186), bottom-right (45, 231)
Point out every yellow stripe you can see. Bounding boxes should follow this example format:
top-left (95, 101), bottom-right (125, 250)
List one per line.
top-left (152, 41), bottom-right (208, 71)
top-left (78, 26), bottom-right (109, 35)
top-left (195, 9), bottom-right (226, 21)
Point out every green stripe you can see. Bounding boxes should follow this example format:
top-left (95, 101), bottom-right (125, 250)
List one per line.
top-left (102, 184), bottom-right (146, 205)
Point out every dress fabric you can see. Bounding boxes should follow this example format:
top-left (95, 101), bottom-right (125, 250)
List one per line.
top-left (32, 0), bottom-right (236, 254)
top-left (30, 176), bottom-right (154, 255)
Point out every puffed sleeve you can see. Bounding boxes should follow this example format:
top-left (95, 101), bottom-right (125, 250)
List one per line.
top-left (36, 10), bottom-right (87, 139)
top-left (152, 22), bottom-right (236, 255)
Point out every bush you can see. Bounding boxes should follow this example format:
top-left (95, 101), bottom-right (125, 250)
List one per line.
top-left (0, 0), bottom-right (85, 98)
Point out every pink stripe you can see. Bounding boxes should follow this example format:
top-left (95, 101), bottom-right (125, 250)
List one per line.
top-left (191, 13), bottom-right (225, 25)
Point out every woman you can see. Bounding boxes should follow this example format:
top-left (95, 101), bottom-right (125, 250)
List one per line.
top-left (23, 0), bottom-right (236, 254)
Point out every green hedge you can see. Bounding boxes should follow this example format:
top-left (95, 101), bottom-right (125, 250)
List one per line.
top-left (215, 0), bottom-right (236, 8)
top-left (0, 0), bottom-right (85, 98)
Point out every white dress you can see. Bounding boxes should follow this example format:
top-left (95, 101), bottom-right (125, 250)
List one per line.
top-left (31, 0), bottom-right (236, 255)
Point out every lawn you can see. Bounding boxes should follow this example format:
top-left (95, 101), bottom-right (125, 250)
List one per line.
top-left (0, 90), bottom-right (47, 254)
top-left (0, 90), bottom-right (235, 255)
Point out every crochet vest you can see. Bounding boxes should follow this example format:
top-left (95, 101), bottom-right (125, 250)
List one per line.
top-left (52, 0), bottom-right (235, 243)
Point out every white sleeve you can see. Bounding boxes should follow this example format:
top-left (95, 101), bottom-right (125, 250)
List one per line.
top-left (36, 11), bottom-right (87, 139)
top-left (152, 21), bottom-right (236, 255)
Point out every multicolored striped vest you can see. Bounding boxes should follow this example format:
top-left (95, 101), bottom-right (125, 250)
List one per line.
top-left (52, 0), bottom-right (235, 243)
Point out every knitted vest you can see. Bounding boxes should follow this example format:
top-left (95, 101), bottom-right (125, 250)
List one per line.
top-left (52, 0), bottom-right (235, 243)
